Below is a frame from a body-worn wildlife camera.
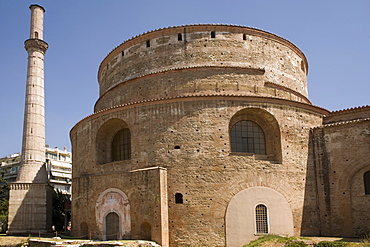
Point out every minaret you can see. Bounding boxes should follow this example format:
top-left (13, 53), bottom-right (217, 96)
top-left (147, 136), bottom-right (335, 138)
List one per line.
top-left (7, 4), bottom-right (52, 234)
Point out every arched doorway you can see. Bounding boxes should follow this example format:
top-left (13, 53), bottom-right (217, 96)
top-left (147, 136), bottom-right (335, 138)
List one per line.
top-left (141, 222), bottom-right (152, 240)
top-left (96, 188), bottom-right (131, 240)
top-left (105, 212), bottom-right (120, 240)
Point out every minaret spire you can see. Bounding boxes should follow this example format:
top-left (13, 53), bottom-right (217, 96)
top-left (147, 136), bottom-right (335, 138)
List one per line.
top-left (7, 4), bottom-right (52, 234)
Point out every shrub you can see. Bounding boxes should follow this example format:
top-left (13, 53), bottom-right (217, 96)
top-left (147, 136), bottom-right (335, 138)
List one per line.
top-left (314, 241), bottom-right (347, 247)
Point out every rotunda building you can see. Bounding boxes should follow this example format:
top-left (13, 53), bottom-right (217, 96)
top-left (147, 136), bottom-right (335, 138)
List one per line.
top-left (71, 24), bottom-right (329, 246)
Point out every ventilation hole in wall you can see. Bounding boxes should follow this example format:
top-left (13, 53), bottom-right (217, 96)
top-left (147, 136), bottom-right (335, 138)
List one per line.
top-left (346, 159), bottom-right (349, 161)
top-left (196, 176), bottom-right (198, 178)
top-left (219, 115), bottom-right (222, 117)
top-left (196, 129), bottom-right (199, 131)
top-left (204, 45), bottom-right (207, 47)
top-left (343, 192), bottom-right (345, 194)
top-left (220, 136), bottom-right (223, 138)
top-left (333, 171), bottom-right (336, 173)
top-left (197, 150), bottom-right (200, 152)
top-left (332, 183), bottom-right (334, 185)
top-left (321, 184), bottom-right (324, 186)
top-left (146, 40), bottom-right (150, 47)
top-left (325, 214), bottom-right (328, 217)
top-left (211, 31), bottom-right (216, 38)
top-left (219, 129), bottom-right (221, 131)
top-left (224, 166), bottom-right (226, 168)
top-left (199, 166), bottom-right (202, 168)
top-left (171, 131), bottom-right (174, 133)
top-left (174, 146), bottom-right (180, 149)
top-left (243, 34), bottom-right (247, 40)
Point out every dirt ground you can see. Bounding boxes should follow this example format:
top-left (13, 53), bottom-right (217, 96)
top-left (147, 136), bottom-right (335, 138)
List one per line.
top-left (0, 235), bottom-right (29, 246)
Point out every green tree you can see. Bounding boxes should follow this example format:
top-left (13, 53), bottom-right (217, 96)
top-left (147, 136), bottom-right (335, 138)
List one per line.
top-left (0, 174), bottom-right (9, 232)
top-left (52, 189), bottom-right (70, 231)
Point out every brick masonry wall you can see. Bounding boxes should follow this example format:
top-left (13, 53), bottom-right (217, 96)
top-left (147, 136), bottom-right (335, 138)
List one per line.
top-left (312, 119), bottom-right (370, 237)
top-left (71, 98), bottom-right (324, 246)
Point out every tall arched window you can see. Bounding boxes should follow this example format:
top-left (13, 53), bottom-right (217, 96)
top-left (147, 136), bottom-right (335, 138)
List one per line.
top-left (230, 120), bottom-right (266, 154)
top-left (255, 204), bottom-right (268, 234)
top-left (364, 171), bottom-right (370, 195)
top-left (111, 128), bottom-right (131, 161)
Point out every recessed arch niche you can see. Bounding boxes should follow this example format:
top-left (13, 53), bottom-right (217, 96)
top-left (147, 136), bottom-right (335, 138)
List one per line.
top-left (229, 107), bottom-right (282, 163)
top-left (96, 118), bottom-right (131, 164)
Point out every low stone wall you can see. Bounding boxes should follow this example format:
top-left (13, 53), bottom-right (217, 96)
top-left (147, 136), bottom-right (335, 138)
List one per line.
top-left (28, 239), bottom-right (160, 247)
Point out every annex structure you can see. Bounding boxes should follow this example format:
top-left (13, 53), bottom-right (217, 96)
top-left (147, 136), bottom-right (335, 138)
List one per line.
top-left (70, 24), bottom-right (370, 247)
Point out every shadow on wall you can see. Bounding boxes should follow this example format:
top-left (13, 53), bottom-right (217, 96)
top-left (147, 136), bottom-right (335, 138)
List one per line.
top-left (7, 181), bottom-right (53, 234)
top-left (301, 130), bottom-right (322, 236)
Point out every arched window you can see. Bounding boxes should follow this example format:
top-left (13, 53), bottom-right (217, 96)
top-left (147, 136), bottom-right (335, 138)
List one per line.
top-left (111, 128), bottom-right (131, 161)
top-left (178, 33), bottom-right (182, 41)
top-left (211, 31), bottom-right (216, 38)
top-left (175, 193), bottom-right (183, 204)
top-left (34, 31), bottom-right (39, 39)
top-left (364, 171), bottom-right (370, 195)
top-left (230, 120), bottom-right (266, 154)
top-left (255, 204), bottom-right (268, 234)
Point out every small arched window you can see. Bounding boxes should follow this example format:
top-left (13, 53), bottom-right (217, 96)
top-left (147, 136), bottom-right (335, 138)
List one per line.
top-left (230, 120), bottom-right (266, 154)
top-left (178, 33), bottom-right (183, 41)
top-left (255, 204), bottom-right (268, 234)
top-left (175, 193), bottom-right (183, 204)
top-left (364, 171), bottom-right (370, 195)
top-left (146, 40), bottom-right (150, 47)
top-left (34, 31), bottom-right (39, 39)
top-left (111, 128), bottom-right (131, 161)
top-left (211, 31), bottom-right (216, 38)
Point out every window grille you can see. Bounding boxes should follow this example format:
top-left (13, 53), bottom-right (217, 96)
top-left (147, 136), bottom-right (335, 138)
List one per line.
top-left (230, 120), bottom-right (266, 154)
top-left (255, 204), bottom-right (268, 234)
top-left (111, 128), bottom-right (131, 161)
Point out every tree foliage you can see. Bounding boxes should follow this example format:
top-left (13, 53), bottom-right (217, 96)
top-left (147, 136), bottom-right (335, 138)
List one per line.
top-left (0, 173), bottom-right (9, 232)
top-left (52, 189), bottom-right (70, 231)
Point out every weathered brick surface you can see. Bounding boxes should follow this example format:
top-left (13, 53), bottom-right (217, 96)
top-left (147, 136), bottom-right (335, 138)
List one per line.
top-left (311, 115), bottom-right (370, 237)
top-left (71, 24), bottom-right (369, 246)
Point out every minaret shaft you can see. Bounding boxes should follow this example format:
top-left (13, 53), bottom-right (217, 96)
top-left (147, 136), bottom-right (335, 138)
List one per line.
top-left (17, 5), bottom-right (48, 183)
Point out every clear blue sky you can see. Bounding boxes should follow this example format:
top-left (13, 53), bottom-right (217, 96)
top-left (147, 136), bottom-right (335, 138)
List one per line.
top-left (0, 0), bottom-right (369, 157)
